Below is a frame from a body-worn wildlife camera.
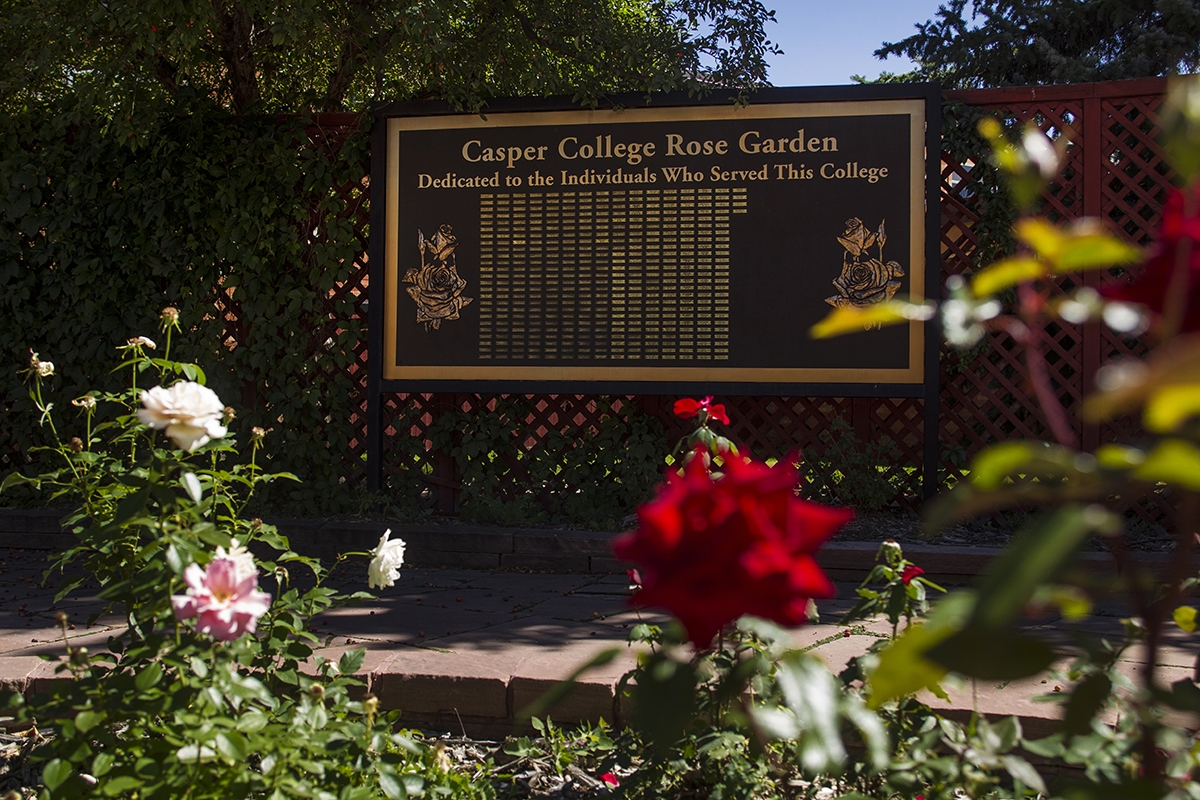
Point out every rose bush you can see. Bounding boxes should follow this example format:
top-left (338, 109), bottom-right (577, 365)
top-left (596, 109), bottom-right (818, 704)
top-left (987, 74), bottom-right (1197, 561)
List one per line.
top-left (0, 312), bottom-right (487, 800)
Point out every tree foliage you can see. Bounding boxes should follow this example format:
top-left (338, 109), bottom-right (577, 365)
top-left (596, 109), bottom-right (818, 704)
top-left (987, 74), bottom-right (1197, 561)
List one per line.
top-left (1, 0), bottom-right (781, 118)
top-left (0, 1), bottom-right (777, 516)
top-left (875, 0), bottom-right (1200, 89)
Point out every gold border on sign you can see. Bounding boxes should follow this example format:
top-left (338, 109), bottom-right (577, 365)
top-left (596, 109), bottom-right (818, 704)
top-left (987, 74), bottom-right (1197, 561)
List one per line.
top-left (383, 99), bottom-right (927, 384)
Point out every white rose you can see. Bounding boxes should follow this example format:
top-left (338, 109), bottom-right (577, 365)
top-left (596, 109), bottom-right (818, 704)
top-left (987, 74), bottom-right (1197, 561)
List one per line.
top-left (137, 382), bottom-right (227, 452)
top-left (216, 538), bottom-right (258, 584)
top-left (367, 528), bottom-right (406, 589)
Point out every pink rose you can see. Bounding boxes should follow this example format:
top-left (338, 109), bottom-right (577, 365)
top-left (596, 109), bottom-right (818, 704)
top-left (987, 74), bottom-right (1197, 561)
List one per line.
top-left (171, 556), bottom-right (271, 641)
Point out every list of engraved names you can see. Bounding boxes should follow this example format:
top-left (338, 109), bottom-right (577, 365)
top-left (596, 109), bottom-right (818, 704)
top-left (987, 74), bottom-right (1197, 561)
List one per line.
top-left (477, 187), bottom-right (746, 361)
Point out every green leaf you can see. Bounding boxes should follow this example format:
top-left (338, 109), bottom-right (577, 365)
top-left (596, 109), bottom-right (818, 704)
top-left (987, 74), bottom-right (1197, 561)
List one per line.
top-left (215, 730), bottom-right (249, 762)
top-left (776, 654), bottom-right (845, 772)
top-left (1001, 754), bottom-right (1047, 794)
top-left (1064, 672), bottom-right (1112, 735)
top-left (993, 715), bottom-right (1022, 752)
top-left (338, 648), bottom-right (366, 676)
top-left (632, 654), bottom-right (697, 753)
top-left (1095, 444), bottom-right (1145, 469)
top-left (885, 583), bottom-right (907, 625)
top-left (1014, 218), bottom-right (1139, 274)
top-left (867, 592), bottom-right (975, 707)
top-left (969, 441), bottom-right (1042, 490)
top-left (175, 743), bottom-right (218, 762)
top-left (809, 299), bottom-right (933, 338)
top-left (1144, 385), bottom-right (1200, 432)
top-left (971, 257), bottom-right (1044, 295)
top-left (1015, 218), bottom-right (1065, 260)
top-left (1022, 733), bottom-right (1065, 758)
top-left (1174, 605), bottom-right (1197, 633)
top-left (102, 776), bottom-right (143, 796)
top-left (1132, 439), bottom-right (1200, 488)
top-left (166, 544), bottom-right (183, 576)
top-left (927, 627), bottom-right (1056, 680)
top-left (43, 759), bottom-right (72, 790)
top-left (92, 752), bottom-right (115, 777)
top-left (377, 767), bottom-right (408, 799)
top-left (1160, 678), bottom-right (1200, 712)
top-left (925, 507), bottom-right (1111, 680)
top-left (236, 709), bottom-right (270, 733)
top-left (971, 506), bottom-right (1103, 630)
top-left (1055, 232), bottom-right (1140, 272)
top-left (135, 661), bottom-right (163, 691)
top-left (0, 471), bottom-right (40, 493)
top-left (75, 709), bottom-right (103, 733)
top-left (841, 693), bottom-right (888, 771)
top-left (1034, 585), bottom-right (1093, 621)
top-left (113, 487), bottom-right (149, 525)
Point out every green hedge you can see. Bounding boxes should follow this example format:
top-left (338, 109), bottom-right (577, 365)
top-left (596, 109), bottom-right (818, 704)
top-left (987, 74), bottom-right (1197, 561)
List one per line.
top-left (1, 110), bottom-right (371, 514)
top-left (0, 109), bottom-right (671, 521)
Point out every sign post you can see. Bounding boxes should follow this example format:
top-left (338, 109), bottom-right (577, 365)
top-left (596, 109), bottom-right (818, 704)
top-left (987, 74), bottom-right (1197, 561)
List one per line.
top-left (368, 85), bottom-right (941, 499)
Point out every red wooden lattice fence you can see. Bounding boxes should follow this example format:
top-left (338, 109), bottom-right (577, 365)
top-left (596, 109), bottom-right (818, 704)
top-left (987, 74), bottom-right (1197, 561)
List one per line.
top-left (285, 78), bottom-right (1174, 522)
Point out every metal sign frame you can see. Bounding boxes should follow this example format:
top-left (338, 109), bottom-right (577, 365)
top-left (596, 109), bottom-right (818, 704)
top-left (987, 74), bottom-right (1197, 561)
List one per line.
top-left (368, 84), bottom-right (941, 497)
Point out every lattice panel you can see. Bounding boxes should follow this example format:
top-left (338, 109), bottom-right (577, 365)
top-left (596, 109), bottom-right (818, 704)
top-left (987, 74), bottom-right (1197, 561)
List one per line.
top-left (1100, 96), bottom-right (1172, 248)
top-left (286, 84), bottom-right (1174, 521)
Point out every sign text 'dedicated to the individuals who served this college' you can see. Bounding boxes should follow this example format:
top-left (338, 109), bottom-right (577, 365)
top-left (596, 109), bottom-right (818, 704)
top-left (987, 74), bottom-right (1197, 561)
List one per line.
top-left (378, 92), bottom-right (936, 390)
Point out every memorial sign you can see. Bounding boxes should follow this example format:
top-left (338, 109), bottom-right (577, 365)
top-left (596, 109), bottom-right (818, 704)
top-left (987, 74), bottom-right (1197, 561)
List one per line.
top-left (370, 86), bottom-right (939, 393)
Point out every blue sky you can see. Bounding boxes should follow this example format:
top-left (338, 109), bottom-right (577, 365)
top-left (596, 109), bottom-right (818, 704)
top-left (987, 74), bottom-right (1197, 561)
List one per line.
top-left (763, 1), bottom-right (948, 87)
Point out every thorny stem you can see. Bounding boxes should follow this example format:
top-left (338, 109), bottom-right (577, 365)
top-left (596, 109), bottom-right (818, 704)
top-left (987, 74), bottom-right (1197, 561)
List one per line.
top-left (1012, 283), bottom-right (1079, 448)
top-left (55, 612), bottom-right (78, 675)
top-left (30, 379), bottom-right (85, 486)
top-left (32, 378), bottom-right (61, 444)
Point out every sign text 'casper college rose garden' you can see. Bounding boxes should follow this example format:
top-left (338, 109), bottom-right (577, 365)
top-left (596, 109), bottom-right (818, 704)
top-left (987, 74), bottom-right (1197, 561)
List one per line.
top-left (370, 85), bottom-right (940, 395)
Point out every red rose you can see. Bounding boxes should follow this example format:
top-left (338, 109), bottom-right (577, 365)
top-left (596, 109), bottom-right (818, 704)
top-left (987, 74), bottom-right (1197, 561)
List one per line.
top-left (612, 452), bottom-right (852, 646)
top-left (1103, 184), bottom-right (1200, 333)
top-left (672, 396), bottom-right (730, 425)
top-left (706, 403), bottom-right (730, 425)
top-left (901, 564), bottom-right (925, 585)
top-left (626, 568), bottom-right (642, 589)
top-left (600, 773), bottom-right (619, 787)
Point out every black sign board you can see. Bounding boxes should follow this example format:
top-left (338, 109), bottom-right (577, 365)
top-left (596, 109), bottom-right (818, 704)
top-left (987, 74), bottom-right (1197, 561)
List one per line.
top-left (367, 86), bottom-right (942, 496)
top-left (371, 85), bottom-right (939, 395)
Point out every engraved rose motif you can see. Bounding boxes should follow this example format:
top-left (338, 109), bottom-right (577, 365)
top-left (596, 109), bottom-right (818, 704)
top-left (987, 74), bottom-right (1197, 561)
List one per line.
top-left (825, 217), bottom-right (905, 314)
top-left (403, 224), bottom-right (473, 331)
